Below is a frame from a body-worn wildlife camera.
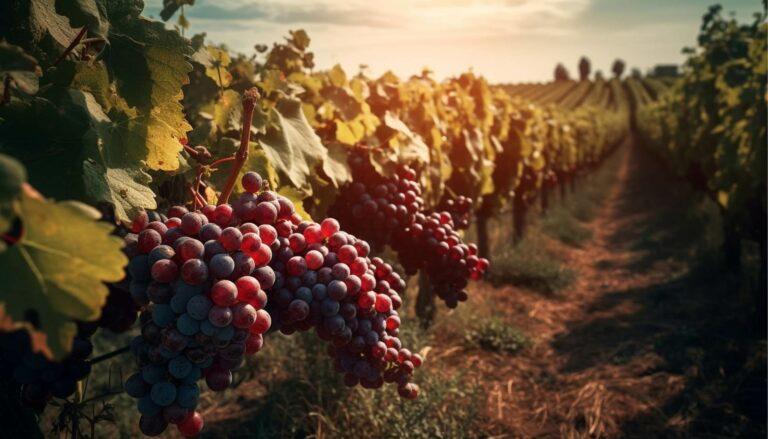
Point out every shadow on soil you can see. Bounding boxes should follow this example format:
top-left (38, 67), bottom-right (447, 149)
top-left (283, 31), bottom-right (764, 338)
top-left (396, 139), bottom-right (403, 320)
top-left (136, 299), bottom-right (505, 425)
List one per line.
top-left (551, 145), bottom-right (766, 438)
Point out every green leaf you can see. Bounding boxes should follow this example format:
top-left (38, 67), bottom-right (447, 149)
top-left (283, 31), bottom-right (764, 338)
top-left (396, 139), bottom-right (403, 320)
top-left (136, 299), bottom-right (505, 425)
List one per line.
top-left (54, 0), bottom-right (109, 39)
top-left (0, 96), bottom-right (91, 201)
top-left (329, 64), bottom-right (347, 88)
top-left (0, 192), bottom-right (127, 359)
top-left (289, 29), bottom-right (310, 51)
top-left (211, 89), bottom-right (241, 133)
top-left (204, 46), bottom-right (232, 88)
top-left (322, 142), bottom-right (352, 189)
top-left (258, 98), bottom-right (334, 194)
top-left (71, 90), bottom-right (158, 222)
top-left (83, 161), bottom-right (156, 222)
top-left (335, 119), bottom-right (364, 145)
top-left (108, 17), bottom-right (193, 170)
top-left (381, 112), bottom-right (429, 165)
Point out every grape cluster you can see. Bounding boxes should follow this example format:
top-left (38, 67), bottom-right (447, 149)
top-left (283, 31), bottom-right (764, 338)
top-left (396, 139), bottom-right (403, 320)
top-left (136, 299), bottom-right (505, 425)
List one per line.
top-left (265, 215), bottom-right (421, 397)
top-left (0, 324), bottom-right (95, 411)
top-left (123, 172), bottom-right (277, 437)
top-left (335, 157), bottom-right (489, 308)
top-left (392, 212), bottom-right (489, 308)
top-left (435, 195), bottom-right (473, 230)
top-left (333, 157), bottom-right (423, 251)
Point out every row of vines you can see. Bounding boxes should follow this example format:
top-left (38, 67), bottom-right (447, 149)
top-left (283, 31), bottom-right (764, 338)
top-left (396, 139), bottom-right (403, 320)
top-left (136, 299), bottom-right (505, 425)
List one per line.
top-left (637, 6), bottom-right (766, 283)
top-left (0, 0), bottom-right (631, 436)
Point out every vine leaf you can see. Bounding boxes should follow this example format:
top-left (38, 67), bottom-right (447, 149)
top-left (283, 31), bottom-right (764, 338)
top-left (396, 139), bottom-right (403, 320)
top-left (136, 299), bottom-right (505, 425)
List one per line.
top-left (108, 17), bottom-right (193, 170)
top-left (70, 90), bottom-right (158, 222)
top-left (258, 98), bottom-right (334, 194)
top-left (0, 191), bottom-right (127, 360)
top-left (54, 0), bottom-right (109, 39)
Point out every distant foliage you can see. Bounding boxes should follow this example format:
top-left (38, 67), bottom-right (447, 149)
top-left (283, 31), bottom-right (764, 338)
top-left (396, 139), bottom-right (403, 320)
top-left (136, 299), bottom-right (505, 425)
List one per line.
top-left (612, 59), bottom-right (626, 78)
top-left (578, 56), bottom-right (591, 81)
top-left (554, 63), bottom-right (571, 81)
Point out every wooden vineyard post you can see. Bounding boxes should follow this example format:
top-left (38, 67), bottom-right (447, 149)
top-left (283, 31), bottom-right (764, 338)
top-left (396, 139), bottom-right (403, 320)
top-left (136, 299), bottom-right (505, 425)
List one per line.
top-left (415, 271), bottom-right (436, 329)
top-left (513, 191), bottom-right (527, 243)
top-left (476, 208), bottom-right (490, 258)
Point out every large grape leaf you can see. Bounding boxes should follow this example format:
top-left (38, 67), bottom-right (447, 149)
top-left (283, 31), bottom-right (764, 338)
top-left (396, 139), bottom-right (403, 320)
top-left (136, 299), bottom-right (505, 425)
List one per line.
top-left (54, 0), bottom-right (109, 39)
top-left (0, 191), bottom-right (126, 359)
top-left (322, 142), bottom-right (352, 189)
top-left (259, 98), bottom-right (335, 193)
top-left (107, 17), bottom-right (193, 170)
top-left (381, 112), bottom-right (429, 165)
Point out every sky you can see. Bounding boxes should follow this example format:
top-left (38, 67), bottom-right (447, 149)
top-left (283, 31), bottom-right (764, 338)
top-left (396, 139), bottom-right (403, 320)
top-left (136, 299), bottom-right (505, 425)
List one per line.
top-left (143, 0), bottom-right (763, 83)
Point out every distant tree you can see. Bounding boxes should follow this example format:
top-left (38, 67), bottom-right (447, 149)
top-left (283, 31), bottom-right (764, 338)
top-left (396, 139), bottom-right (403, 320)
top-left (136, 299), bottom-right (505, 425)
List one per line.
top-left (630, 67), bottom-right (642, 78)
top-left (554, 63), bottom-right (571, 82)
top-left (595, 70), bottom-right (605, 81)
top-left (612, 59), bottom-right (626, 78)
top-left (578, 56), bottom-right (591, 81)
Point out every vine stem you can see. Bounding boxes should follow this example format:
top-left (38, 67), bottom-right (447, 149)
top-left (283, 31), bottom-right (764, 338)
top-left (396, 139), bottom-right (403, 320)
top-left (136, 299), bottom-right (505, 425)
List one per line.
top-left (88, 345), bottom-right (130, 365)
top-left (182, 143), bottom-right (198, 157)
top-left (53, 27), bottom-right (88, 66)
top-left (217, 88), bottom-right (260, 205)
top-left (210, 155), bottom-right (236, 168)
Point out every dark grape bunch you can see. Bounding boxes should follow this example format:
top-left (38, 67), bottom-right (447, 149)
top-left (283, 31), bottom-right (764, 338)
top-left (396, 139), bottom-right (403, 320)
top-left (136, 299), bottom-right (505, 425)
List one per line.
top-left (265, 215), bottom-right (421, 398)
top-left (0, 324), bottom-right (95, 411)
top-left (335, 156), bottom-right (489, 308)
top-left (333, 156), bottom-right (424, 251)
top-left (392, 211), bottom-right (489, 308)
top-left (122, 171), bottom-right (277, 437)
top-left (435, 195), bottom-right (473, 230)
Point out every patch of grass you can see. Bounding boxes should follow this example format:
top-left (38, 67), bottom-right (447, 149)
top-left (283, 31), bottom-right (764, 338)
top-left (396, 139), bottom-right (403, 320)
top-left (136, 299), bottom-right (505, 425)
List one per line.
top-left (200, 324), bottom-right (484, 438)
top-left (488, 236), bottom-right (575, 294)
top-left (541, 209), bottom-right (593, 247)
top-left (464, 316), bottom-right (530, 354)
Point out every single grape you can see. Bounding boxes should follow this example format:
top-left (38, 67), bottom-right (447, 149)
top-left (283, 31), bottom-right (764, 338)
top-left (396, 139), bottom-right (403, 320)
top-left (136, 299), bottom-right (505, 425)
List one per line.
top-left (152, 304), bottom-right (176, 328)
top-left (139, 413), bottom-right (169, 436)
top-left (168, 356), bottom-right (193, 380)
top-left (176, 384), bottom-right (200, 409)
top-left (232, 303), bottom-right (257, 329)
top-left (177, 411), bottom-right (204, 437)
top-left (150, 381), bottom-right (177, 407)
top-left (125, 373), bottom-right (149, 398)
top-left (138, 395), bottom-right (162, 416)
top-left (210, 280), bottom-right (238, 307)
top-left (181, 259), bottom-right (208, 285)
top-left (187, 295), bottom-right (213, 320)
top-left (176, 313), bottom-right (200, 336)
top-left (242, 171), bottom-right (263, 193)
top-left (204, 366), bottom-right (232, 391)
top-left (208, 306), bottom-right (233, 328)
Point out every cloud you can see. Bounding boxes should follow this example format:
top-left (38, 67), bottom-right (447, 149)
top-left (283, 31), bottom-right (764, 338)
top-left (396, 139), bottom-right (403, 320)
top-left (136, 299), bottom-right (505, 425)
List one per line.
top-left (145, 0), bottom-right (401, 27)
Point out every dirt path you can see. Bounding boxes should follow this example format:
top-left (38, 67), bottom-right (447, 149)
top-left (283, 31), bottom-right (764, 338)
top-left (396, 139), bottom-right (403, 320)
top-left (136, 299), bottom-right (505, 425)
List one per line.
top-left (445, 138), bottom-right (765, 438)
